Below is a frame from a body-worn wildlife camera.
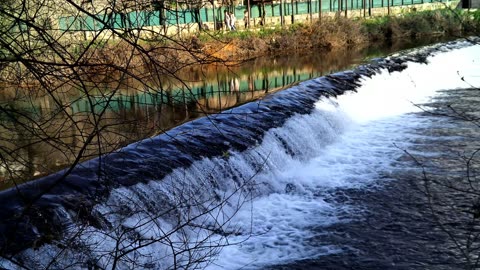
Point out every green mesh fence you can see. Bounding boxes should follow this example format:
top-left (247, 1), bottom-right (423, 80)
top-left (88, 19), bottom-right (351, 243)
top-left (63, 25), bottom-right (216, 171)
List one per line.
top-left (58, 0), bottom-right (448, 31)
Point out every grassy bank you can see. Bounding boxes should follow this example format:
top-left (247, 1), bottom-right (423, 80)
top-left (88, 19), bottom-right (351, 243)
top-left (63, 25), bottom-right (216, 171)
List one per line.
top-left (196, 8), bottom-right (480, 60)
top-left (2, 8), bottom-right (479, 88)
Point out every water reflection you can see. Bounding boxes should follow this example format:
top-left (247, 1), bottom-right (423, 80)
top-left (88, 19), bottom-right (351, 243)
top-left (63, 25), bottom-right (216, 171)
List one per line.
top-left (0, 46), bottom-right (408, 189)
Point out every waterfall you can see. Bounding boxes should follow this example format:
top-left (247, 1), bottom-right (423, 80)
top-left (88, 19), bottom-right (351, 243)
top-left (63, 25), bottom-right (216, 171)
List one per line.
top-left (1, 38), bottom-right (479, 269)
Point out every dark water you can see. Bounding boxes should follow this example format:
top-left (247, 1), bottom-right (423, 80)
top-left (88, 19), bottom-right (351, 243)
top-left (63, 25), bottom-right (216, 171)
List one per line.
top-left (1, 38), bottom-right (478, 270)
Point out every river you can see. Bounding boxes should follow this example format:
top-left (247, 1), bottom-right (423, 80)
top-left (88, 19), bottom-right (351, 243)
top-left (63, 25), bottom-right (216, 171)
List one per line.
top-left (0, 44), bottom-right (382, 190)
top-left (210, 40), bottom-right (480, 269)
top-left (0, 38), bottom-right (479, 269)
top-left (0, 38), bottom-right (445, 190)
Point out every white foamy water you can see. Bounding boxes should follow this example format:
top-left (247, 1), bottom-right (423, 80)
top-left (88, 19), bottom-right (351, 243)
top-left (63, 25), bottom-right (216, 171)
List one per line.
top-left (207, 43), bottom-right (480, 269)
top-left (2, 42), bottom-right (479, 270)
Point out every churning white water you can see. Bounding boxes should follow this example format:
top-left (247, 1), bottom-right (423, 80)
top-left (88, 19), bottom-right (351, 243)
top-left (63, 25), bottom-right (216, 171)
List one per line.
top-left (207, 43), bottom-right (480, 269)
top-left (2, 42), bottom-right (479, 270)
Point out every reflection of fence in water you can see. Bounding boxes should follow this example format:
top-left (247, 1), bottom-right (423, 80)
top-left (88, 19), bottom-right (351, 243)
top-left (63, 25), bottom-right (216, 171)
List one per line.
top-left (70, 68), bottom-right (318, 114)
top-left (0, 67), bottom-right (319, 185)
top-left (58, 0), bottom-right (449, 31)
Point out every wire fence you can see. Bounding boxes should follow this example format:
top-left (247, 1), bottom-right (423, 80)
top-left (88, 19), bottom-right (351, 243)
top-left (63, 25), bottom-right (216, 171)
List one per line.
top-left (59, 0), bottom-right (450, 31)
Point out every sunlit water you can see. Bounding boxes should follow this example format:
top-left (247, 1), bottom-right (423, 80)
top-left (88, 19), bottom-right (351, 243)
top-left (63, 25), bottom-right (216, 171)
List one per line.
top-left (1, 40), bottom-right (480, 269)
top-left (207, 43), bottom-right (480, 269)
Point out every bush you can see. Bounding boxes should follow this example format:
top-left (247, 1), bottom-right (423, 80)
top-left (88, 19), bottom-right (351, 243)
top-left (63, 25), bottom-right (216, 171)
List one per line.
top-left (361, 9), bottom-right (477, 42)
top-left (186, 8), bottom-right (480, 61)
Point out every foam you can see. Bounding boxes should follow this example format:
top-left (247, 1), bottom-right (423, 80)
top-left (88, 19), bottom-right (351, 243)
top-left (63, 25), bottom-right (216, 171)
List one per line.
top-left (2, 43), bottom-right (479, 270)
top-left (207, 44), bottom-right (480, 269)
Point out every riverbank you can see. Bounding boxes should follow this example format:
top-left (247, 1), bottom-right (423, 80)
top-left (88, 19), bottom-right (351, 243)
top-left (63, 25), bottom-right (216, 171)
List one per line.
top-left (1, 8), bottom-right (478, 86)
top-left (197, 8), bottom-right (480, 61)
top-left (79, 7), bottom-right (480, 75)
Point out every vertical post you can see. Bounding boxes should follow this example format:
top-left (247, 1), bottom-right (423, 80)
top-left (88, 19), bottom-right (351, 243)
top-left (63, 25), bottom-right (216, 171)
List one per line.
top-left (345, 0), bottom-right (348, 17)
top-left (247, 0), bottom-right (251, 28)
top-left (363, 0), bottom-right (366, 17)
top-left (175, 0), bottom-right (180, 35)
top-left (280, 0), bottom-right (284, 25)
top-left (213, 3), bottom-right (216, 30)
top-left (310, 0), bottom-right (313, 21)
top-left (319, 0), bottom-right (322, 21)
top-left (261, 1), bottom-right (266, 26)
top-left (291, 0), bottom-right (294, 24)
top-left (387, 0), bottom-right (390, 15)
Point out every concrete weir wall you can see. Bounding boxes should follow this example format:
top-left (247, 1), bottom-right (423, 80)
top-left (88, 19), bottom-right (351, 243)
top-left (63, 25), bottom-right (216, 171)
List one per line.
top-left (70, 1), bottom-right (459, 40)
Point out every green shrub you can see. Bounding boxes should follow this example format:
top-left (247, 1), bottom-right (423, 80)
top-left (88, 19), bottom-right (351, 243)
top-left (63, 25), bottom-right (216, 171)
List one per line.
top-left (360, 9), bottom-right (476, 41)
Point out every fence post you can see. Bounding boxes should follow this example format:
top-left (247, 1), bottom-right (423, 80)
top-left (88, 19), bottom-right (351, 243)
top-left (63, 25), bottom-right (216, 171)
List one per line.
top-left (345, 0), bottom-right (348, 17)
top-left (175, 0), bottom-right (180, 35)
top-left (310, 0), bottom-right (313, 21)
top-left (247, 0), bottom-right (251, 28)
top-left (280, 0), bottom-right (284, 25)
top-left (291, 0), bottom-right (294, 24)
top-left (319, 0), bottom-right (322, 21)
top-left (363, 0), bottom-right (366, 17)
top-left (213, 4), bottom-right (216, 30)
